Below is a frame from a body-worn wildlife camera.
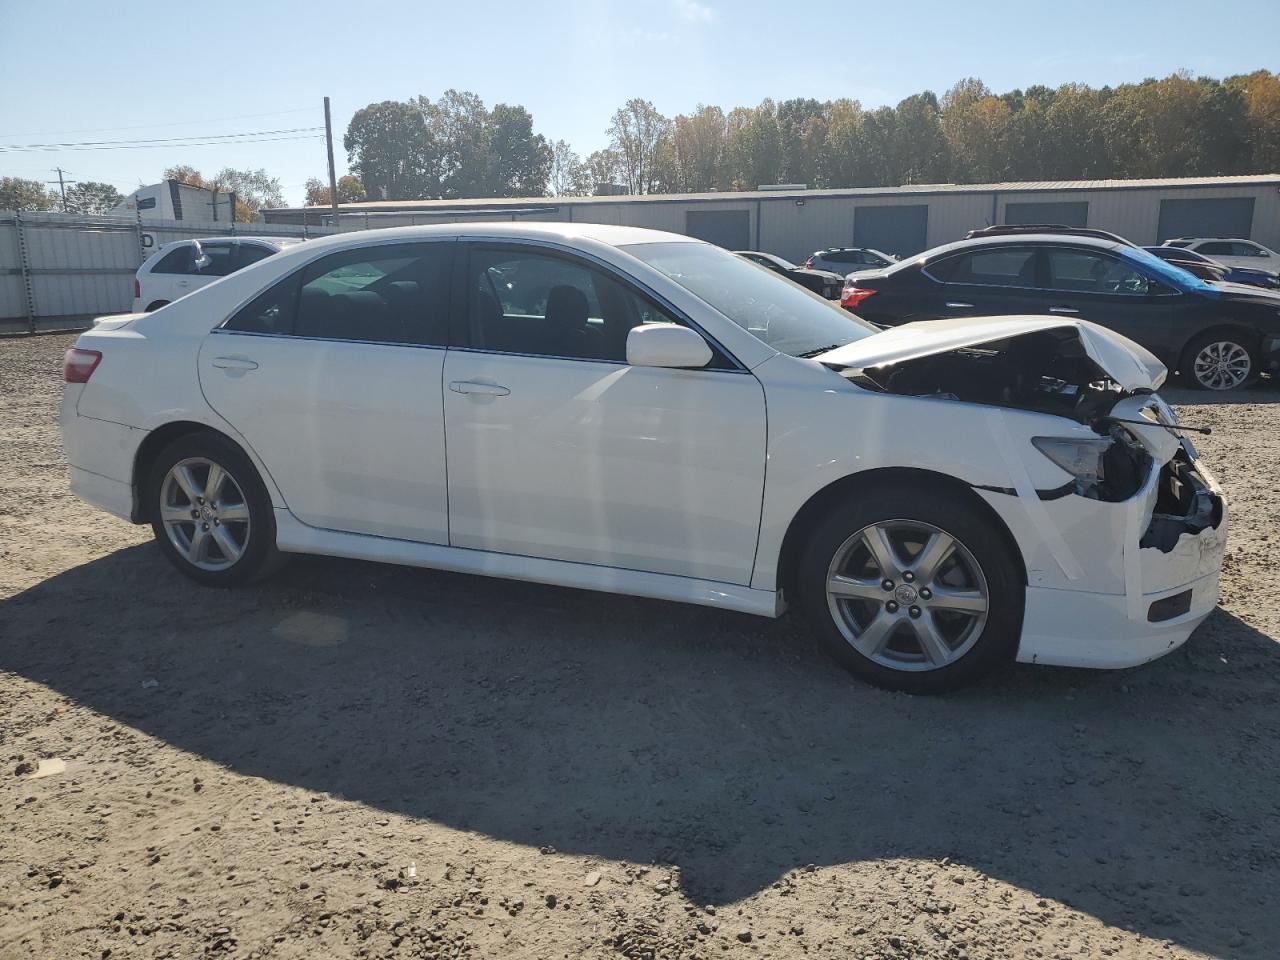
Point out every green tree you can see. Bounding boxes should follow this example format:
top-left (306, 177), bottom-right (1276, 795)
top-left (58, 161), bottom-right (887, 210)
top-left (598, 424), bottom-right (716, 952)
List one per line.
top-left (892, 92), bottom-right (948, 184)
top-left (581, 149), bottom-right (622, 194)
top-left (776, 98), bottom-right (827, 185)
top-left (0, 176), bottom-right (55, 210)
top-left (64, 181), bottom-right (124, 214)
top-left (940, 78), bottom-right (1013, 182)
top-left (304, 175), bottom-right (366, 206)
top-left (725, 100), bottom-right (783, 189)
top-left (670, 104), bottom-right (728, 192)
top-left (344, 100), bottom-right (440, 201)
top-left (210, 168), bottom-right (284, 221)
top-left (547, 140), bottom-right (586, 196)
top-left (1230, 70), bottom-right (1280, 172)
top-left (607, 99), bottom-right (672, 194)
top-left (488, 103), bottom-right (551, 196)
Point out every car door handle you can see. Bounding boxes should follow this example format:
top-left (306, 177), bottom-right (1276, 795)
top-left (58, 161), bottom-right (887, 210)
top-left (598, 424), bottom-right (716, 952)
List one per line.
top-left (1049, 306), bottom-right (1079, 314)
top-left (211, 356), bottom-right (259, 371)
top-left (945, 301), bottom-right (974, 309)
top-left (449, 380), bottom-right (510, 397)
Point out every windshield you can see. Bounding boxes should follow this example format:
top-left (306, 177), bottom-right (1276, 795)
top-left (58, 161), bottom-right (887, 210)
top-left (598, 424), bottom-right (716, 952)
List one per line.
top-left (623, 241), bottom-right (878, 357)
top-left (1120, 246), bottom-right (1217, 294)
top-left (769, 254), bottom-right (798, 270)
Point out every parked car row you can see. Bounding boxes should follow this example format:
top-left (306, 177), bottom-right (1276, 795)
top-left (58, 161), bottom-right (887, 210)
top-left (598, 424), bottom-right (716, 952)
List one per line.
top-left (840, 226), bottom-right (1280, 391)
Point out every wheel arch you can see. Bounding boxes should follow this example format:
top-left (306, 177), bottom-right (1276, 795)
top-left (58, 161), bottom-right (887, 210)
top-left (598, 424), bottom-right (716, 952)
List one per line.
top-left (774, 467), bottom-right (1027, 603)
top-left (130, 421), bottom-right (262, 523)
top-left (144, 300), bottom-right (170, 312)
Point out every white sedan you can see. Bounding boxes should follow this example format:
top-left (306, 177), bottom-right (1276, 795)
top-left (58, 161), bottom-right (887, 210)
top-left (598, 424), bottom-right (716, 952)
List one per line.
top-left (60, 224), bottom-right (1227, 692)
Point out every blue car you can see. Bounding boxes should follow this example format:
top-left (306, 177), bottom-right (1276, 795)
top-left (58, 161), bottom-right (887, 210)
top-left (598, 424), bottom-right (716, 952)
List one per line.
top-left (1144, 245), bottom-right (1280, 290)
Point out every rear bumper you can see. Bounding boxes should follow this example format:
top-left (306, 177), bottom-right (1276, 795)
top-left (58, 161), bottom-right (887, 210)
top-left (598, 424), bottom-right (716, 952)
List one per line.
top-left (60, 385), bottom-right (142, 522)
top-left (69, 465), bottom-right (134, 521)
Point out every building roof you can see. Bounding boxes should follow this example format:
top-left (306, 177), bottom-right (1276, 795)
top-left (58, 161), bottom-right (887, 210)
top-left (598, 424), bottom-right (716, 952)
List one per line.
top-left (266, 174), bottom-right (1280, 217)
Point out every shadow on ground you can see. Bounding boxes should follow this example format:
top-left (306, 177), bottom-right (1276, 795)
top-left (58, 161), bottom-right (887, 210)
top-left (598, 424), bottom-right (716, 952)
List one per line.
top-left (3, 544), bottom-right (1278, 957)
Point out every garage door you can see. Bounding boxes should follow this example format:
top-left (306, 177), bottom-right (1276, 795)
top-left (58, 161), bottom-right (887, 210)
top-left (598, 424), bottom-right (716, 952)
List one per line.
top-left (686, 209), bottom-right (750, 249)
top-left (1157, 197), bottom-right (1255, 242)
top-left (1005, 201), bottom-right (1089, 227)
top-left (854, 205), bottom-right (929, 256)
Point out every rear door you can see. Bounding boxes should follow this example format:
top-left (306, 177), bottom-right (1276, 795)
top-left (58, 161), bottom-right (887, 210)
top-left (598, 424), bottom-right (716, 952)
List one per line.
top-left (182, 241), bottom-right (237, 299)
top-left (198, 240), bottom-right (455, 543)
top-left (925, 246), bottom-right (1048, 319)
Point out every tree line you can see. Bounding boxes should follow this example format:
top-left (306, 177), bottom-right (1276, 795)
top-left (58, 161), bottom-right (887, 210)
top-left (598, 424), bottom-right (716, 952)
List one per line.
top-left (3, 70), bottom-right (1277, 217)
top-left (342, 70), bottom-right (1280, 201)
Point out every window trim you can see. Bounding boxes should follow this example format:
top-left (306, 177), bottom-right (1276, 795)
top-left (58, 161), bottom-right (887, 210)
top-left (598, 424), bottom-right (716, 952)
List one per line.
top-left (451, 238), bottom-right (748, 372)
top-left (214, 238), bottom-right (456, 348)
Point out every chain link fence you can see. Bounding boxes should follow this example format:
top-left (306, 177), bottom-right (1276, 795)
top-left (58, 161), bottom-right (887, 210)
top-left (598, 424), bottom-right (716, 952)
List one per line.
top-left (0, 210), bottom-right (337, 335)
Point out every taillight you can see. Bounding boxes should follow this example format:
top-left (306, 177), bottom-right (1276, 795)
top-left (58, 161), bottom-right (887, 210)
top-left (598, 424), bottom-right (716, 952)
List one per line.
top-left (840, 286), bottom-right (878, 309)
top-left (802, 258), bottom-right (813, 269)
top-left (63, 348), bottom-right (102, 383)
top-left (133, 277), bottom-right (141, 298)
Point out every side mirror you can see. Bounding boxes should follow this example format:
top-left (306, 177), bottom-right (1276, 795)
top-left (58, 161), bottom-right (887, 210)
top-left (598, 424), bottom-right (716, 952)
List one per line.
top-left (190, 240), bottom-right (212, 272)
top-left (626, 323), bottom-right (713, 369)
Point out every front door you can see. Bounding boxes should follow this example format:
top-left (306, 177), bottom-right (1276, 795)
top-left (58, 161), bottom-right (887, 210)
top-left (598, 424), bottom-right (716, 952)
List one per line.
top-left (1040, 246), bottom-right (1176, 359)
top-left (442, 243), bottom-right (767, 585)
top-left (198, 240), bottom-right (454, 543)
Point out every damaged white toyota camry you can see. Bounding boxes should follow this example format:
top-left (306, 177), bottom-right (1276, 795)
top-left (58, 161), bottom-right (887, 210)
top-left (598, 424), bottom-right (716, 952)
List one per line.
top-left (60, 224), bottom-right (1227, 692)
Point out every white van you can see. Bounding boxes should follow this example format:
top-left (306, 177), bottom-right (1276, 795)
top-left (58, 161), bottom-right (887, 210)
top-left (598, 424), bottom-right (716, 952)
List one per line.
top-left (133, 237), bottom-right (303, 312)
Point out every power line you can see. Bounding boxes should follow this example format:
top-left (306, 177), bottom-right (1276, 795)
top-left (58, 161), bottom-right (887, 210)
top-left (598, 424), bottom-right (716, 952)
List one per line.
top-left (0, 134), bottom-right (325, 154)
top-left (0, 107), bottom-right (318, 140)
top-left (0, 126), bottom-right (323, 150)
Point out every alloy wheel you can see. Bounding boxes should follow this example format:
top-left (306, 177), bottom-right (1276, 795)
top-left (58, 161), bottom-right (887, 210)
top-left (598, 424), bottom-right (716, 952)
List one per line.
top-left (825, 520), bottom-right (989, 672)
top-left (1192, 340), bottom-right (1251, 391)
top-left (158, 457), bottom-right (251, 571)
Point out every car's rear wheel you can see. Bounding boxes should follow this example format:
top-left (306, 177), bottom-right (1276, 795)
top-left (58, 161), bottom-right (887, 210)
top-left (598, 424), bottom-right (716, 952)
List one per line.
top-left (147, 432), bottom-right (282, 585)
top-left (1183, 332), bottom-right (1257, 391)
top-left (796, 482), bottom-right (1023, 693)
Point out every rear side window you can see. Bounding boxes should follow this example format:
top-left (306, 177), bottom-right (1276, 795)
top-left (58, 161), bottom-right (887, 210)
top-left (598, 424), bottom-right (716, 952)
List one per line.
top-left (224, 242), bottom-right (452, 344)
top-left (1196, 241), bottom-right (1232, 256)
top-left (196, 243), bottom-right (237, 277)
top-left (928, 248), bottom-right (1038, 286)
top-left (237, 244), bottom-right (276, 268)
top-left (152, 247), bottom-right (191, 274)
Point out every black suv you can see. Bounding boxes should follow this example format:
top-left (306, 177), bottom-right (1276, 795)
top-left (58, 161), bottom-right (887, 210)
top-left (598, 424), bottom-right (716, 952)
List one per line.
top-left (842, 233), bottom-right (1280, 390)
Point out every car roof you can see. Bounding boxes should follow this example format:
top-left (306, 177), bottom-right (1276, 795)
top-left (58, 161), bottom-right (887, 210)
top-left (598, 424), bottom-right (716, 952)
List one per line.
top-left (277, 222), bottom-right (699, 254)
top-left (909, 232), bottom-right (1125, 263)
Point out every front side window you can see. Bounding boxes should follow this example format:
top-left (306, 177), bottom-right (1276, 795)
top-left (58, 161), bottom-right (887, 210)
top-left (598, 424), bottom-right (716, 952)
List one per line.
top-left (623, 240), bottom-right (877, 357)
top-left (466, 248), bottom-right (689, 363)
top-left (929, 248), bottom-right (1038, 287)
top-left (223, 242), bottom-right (451, 344)
top-left (1046, 249), bottom-right (1151, 295)
top-left (1233, 241), bottom-right (1267, 257)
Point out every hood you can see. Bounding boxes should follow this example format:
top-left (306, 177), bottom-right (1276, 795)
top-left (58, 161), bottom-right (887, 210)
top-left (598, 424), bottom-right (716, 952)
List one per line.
top-left (1211, 280), bottom-right (1280, 302)
top-left (816, 314), bottom-right (1166, 392)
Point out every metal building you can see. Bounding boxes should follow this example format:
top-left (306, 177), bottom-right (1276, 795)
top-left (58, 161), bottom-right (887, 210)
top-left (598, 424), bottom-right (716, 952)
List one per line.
top-left (263, 174), bottom-right (1280, 262)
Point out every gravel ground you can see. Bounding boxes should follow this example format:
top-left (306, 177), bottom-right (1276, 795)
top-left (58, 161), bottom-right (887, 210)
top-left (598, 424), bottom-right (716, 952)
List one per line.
top-left (2, 332), bottom-right (1278, 960)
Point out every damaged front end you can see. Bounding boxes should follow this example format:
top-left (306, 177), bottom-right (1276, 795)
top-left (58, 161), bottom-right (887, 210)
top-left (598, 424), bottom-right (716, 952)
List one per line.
top-left (818, 316), bottom-right (1228, 666)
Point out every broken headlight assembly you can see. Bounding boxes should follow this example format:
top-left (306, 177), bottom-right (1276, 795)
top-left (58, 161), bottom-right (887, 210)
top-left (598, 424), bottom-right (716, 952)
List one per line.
top-left (1031, 429), bottom-right (1151, 501)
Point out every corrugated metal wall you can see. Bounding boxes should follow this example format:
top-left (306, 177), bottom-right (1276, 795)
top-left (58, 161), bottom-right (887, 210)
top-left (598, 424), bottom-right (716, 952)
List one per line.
top-left (0, 212), bottom-right (334, 334)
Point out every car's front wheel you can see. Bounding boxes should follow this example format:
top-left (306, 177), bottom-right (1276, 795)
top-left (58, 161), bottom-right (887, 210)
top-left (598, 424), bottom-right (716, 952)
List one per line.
top-left (147, 432), bottom-right (282, 586)
top-left (1183, 332), bottom-right (1257, 391)
top-left (797, 481), bottom-right (1023, 693)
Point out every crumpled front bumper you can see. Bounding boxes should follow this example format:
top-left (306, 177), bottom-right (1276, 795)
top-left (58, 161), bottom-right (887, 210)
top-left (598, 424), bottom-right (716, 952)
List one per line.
top-left (979, 445), bottom-right (1228, 670)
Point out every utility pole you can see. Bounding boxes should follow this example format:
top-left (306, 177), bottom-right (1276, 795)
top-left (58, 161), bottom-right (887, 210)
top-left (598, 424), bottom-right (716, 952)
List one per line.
top-left (324, 96), bottom-right (339, 228)
top-left (47, 167), bottom-right (76, 212)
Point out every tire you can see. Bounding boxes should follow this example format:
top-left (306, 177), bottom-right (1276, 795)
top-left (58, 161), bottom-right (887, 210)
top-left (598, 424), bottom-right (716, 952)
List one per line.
top-left (144, 300), bottom-right (169, 312)
top-left (146, 431), bottom-right (283, 586)
top-left (795, 480), bottom-right (1023, 694)
top-left (1181, 331), bottom-right (1258, 391)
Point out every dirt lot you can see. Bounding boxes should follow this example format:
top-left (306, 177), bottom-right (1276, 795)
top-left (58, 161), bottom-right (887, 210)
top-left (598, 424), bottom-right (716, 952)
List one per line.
top-left (2, 332), bottom-right (1278, 960)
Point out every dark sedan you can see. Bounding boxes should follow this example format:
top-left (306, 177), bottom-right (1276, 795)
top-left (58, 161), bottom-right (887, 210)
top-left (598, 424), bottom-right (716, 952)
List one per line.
top-left (734, 251), bottom-right (845, 299)
top-left (841, 233), bottom-right (1280, 390)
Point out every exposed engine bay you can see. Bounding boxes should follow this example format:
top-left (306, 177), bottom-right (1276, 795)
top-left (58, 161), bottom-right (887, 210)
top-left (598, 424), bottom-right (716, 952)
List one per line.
top-left (1141, 448), bottom-right (1224, 552)
top-left (841, 327), bottom-right (1131, 425)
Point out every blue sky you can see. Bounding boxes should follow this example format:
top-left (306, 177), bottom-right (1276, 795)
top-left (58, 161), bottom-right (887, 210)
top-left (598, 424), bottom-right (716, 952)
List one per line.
top-left (1, 0), bottom-right (1275, 206)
